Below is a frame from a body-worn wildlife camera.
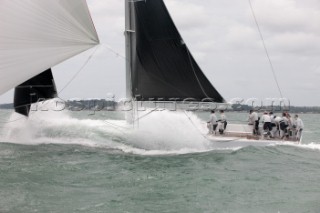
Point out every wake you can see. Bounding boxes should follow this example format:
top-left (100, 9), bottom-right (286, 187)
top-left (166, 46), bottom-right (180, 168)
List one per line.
top-left (0, 106), bottom-right (234, 155)
top-left (277, 141), bottom-right (320, 152)
top-left (0, 104), bottom-right (319, 155)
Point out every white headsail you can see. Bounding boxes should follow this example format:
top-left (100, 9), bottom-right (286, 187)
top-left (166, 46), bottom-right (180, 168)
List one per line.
top-left (0, 0), bottom-right (99, 95)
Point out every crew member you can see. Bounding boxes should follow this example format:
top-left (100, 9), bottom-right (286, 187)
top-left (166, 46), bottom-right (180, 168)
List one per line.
top-left (280, 112), bottom-right (289, 139)
top-left (218, 110), bottom-right (227, 134)
top-left (269, 112), bottom-right (276, 138)
top-left (261, 111), bottom-right (272, 137)
top-left (274, 115), bottom-right (283, 138)
top-left (207, 110), bottom-right (218, 134)
top-left (248, 110), bottom-right (259, 135)
top-left (293, 114), bottom-right (304, 141)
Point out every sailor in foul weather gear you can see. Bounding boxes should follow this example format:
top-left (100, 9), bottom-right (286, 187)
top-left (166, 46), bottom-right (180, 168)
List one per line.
top-left (286, 113), bottom-right (294, 138)
top-left (248, 110), bottom-right (259, 135)
top-left (217, 110), bottom-right (227, 134)
top-left (261, 111), bottom-right (272, 138)
top-left (269, 112), bottom-right (277, 138)
top-left (280, 112), bottom-right (289, 139)
top-left (207, 110), bottom-right (218, 134)
top-left (274, 115), bottom-right (283, 138)
top-left (248, 110), bottom-right (254, 125)
top-left (293, 114), bottom-right (304, 141)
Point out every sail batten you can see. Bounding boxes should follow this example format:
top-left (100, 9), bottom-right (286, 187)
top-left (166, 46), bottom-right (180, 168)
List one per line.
top-left (125, 0), bottom-right (224, 102)
top-left (0, 0), bottom-right (99, 95)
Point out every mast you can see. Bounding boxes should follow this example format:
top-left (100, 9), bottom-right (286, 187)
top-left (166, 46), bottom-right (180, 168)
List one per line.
top-left (125, 0), bottom-right (136, 124)
top-left (125, 0), bottom-right (133, 100)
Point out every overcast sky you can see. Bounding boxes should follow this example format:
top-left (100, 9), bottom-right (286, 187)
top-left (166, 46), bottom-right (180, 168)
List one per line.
top-left (1, 0), bottom-right (319, 106)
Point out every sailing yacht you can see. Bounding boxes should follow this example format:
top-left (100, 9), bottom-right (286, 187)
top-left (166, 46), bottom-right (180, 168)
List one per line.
top-left (0, 0), bottom-right (300, 146)
top-left (123, 0), bottom-right (301, 145)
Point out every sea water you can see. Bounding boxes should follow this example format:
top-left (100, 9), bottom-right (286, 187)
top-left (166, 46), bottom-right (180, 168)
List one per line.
top-left (0, 108), bottom-right (320, 213)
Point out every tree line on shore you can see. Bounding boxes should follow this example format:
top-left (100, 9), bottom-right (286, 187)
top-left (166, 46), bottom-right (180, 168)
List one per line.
top-left (1, 102), bottom-right (320, 113)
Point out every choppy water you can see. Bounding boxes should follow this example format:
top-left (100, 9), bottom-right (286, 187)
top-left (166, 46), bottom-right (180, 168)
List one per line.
top-left (0, 107), bottom-right (320, 213)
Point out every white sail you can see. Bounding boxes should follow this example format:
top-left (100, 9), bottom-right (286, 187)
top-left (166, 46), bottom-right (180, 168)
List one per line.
top-left (0, 0), bottom-right (99, 95)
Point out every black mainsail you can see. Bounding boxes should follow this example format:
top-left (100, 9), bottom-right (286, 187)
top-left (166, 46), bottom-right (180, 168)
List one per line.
top-left (125, 0), bottom-right (224, 102)
top-left (14, 69), bottom-right (57, 116)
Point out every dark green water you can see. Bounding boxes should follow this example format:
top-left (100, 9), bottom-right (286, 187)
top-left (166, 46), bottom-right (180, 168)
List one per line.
top-left (0, 110), bottom-right (320, 213)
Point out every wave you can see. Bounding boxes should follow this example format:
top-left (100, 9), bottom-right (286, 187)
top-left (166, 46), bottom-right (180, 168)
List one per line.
top-left (2, 101), bottom-right (318, 155)
top-left (0, 101), bottom-right (241, 155)
top-left (278, 142), bottom-right (320, 152)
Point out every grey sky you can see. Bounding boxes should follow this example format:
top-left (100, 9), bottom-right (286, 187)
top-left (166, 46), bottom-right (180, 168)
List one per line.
top-left (1, 0), bottom-right (319, 106)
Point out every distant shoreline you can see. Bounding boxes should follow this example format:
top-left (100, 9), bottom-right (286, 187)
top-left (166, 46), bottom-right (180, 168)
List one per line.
top-left (1, 102), bottom-right (320, 114)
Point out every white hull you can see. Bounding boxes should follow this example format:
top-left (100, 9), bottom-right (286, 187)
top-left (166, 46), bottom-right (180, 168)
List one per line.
top-left (207, 135), bottom-right (298, 149)
top-left (206, 123), bottom-right (301, 149)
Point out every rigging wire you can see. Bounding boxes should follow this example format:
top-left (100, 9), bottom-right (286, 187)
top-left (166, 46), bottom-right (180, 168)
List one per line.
top-left (133, 107), bottom-right (159, 123)
top-left (248, 0), bottom-right (284, 98)
top-left (101, 44), bottom-right (127, 61)
top-left (58, 45), bottom-right (100, 94)
top-left (103, 120), bottom-right (130, 135)
top-left (183, 111), bottom-right (210, 141)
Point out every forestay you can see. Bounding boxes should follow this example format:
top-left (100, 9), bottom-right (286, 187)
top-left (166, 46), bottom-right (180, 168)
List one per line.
top-left (0, 0), bottom-right (99, 95)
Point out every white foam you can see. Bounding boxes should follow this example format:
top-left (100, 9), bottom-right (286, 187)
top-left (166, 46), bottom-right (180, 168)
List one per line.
top-left (126, 110), bottom-right (210, 150)
top-left (279, 142), bottom-right (320, 151)
top-left (0, 103), bottom-right (243, 155)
